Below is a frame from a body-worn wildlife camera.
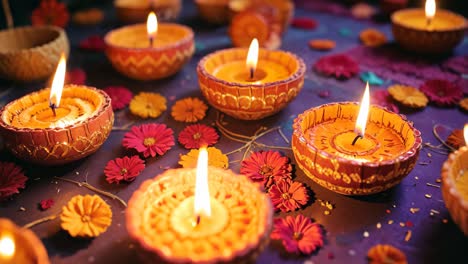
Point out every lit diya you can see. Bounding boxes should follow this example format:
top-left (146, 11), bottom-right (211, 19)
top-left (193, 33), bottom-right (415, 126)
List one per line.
top-left (105, 12), bottom-right (194, 81)
top-left (127, 148), bottom-right (273, 263)
top-left (292, 83), bottom-right (422, 195)
top-left (441, 124), bottom-right (468, 236)
top-left (0, 54), bottom-right (114, 165)
top-left (0, 218), bottom-right (49, 264)
top-left (391, 0), bottom-right (467, 53)
top-left (197, 38), bottom-right (305, 120)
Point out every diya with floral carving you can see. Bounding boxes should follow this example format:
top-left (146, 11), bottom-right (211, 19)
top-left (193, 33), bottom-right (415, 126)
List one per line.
top-left (441, 124), bottom-right (468, 236)
top-left (0, 54), bottom-right (114, 165)
top-left (0, 218), bottom-right (49, 264)
top-left (115, 0), bottom-right (181, 24)
top-left (127, 148), bottom-right (273, 263)
top-left (292, 84), bottom-right (422, 195)
top-left (105, 12), bottom-right (194, 81)
top-left (197, 38), bottom-right (305, 120)
top-left (391, 0), bottom-right (467, 53)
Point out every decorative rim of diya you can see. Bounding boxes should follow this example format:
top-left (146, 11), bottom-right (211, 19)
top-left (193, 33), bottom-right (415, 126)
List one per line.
top-left (197, 47), bottom-right (306, 88)
top-left (126, 167), bottom-right (273, 263)
top-left (293, 102), bottom-right (422, 167)
top-left (441, 146), bottom-right (468, 235)
top-left (391, 8), bottom-right (468, 32)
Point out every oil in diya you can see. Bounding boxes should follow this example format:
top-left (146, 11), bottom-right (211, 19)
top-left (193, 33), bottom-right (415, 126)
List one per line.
top-left (197, 38), bottom-right (305, 120)
top-left (441, 124), bottom-right (468, 236)
top-left (127, 148), bottom-right (273, 263)
top-left (0, 54), bottom-right (114, 165)
top-left (105, 12), bottom-right (194, 81)
top-left (292, 83), bottom-right (422, 195)
top-left (391, 0), bottom-right (467, 53)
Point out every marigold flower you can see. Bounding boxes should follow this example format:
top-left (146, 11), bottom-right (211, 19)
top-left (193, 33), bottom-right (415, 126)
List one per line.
top-left (104, 156), bottom-right (145, 184)
top-left (388, 84), bottom-right (428, 108)
top-left (129, 92), bottom-right (167, 119)
top-left (31, 0), bottom-right (69, 28)
top-left (360, 28), bottom-right (387, 47)
top-left (367, 244), bottom-right (407, 264)
top-left (459, 98), bottom-right (468, 112)
top-left (178, 124), bottom-right (219, 149)
top-left (179, 147), bottom-right (228, 169)
top-left (268, 179), bottom-right (309, 212)
top-left (39, 199), bottom-right (54, 210)
top-left (308, 39), bottom-right (336, 51)
top-left (72, 8), bottom-right (104, 26)
top-left (314, 54), bottom-right (359, 79)
top-left (446, 129), bottom-right (465, 149)
top-left (122, 123), bottom-right (175, 158)
top-left (0, 162), bottom-right (27, 200)
top-left (171, 97), bottom-right (208, 123)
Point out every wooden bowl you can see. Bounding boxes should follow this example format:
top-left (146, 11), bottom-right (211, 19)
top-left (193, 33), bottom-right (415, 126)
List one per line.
top-left (292, 102), bottom-right (422, 195)
top-left (441, 146), bottom-right (468, 236)
top-left (197, 48), bottom-right (305, 120)
top-left (114, 0), bottom-right (181, 23)
top-left (0, 85), bottom-right (114, 166)
top-left (105, 23), bottom-right (194, 81)
top-left (391, 9), bottom-right (467, 54)
top-left (195, 0), bottom-right (230, 25)
top-left (0, 26), bottom-right (69, 82)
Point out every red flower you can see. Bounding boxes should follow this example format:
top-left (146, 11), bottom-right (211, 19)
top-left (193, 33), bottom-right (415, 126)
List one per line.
top-left (66, 68), bottom-right (86, 85)
top-left (268, 179), bottom-right (309, 212)
top-left (31, 0), bottom-right (69, 27)
top-left (39, 199), bottom-right (54, 210)
top-left (104, 156), bottom-right (145, 184)
top-left (420, 79), bottom-right (463, 106)
top-left (271, 214), bottom-right (324, 255)
top-left (240, 150), bottom-right (292, 188)
top-left (291, 17), bottom-right (318, 30)
top-left (0, 162), bottom-right (27, 200)
top-left (178, 124), bottom-right (219, 149)
top-left (314, 54), bottom-right (359, 79)
top-left (103, 86), bottom-right (133, 111)
top-left (122, 123), bottom-right (175, 158)
top-left (371, 90), bottom-right (399, 113)
top-left (79, 35), bottom-right (106, 52)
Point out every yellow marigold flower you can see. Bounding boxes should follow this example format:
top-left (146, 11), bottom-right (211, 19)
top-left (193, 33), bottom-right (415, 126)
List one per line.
top-left (459, 98), bottom-right (468, 112)
top-left (367, 244), bottom-right (407, 264)
top-left (179, 147), bottom-right (228, 169)
top-left (60, 194), bottom-right (112, 238)
top-left (171, 97), bottom-right (208, 123)
top-left (359, 28), bottom-right (387, 47)
top-left (129, 92), bottom-right (167, 119)
top-left (388, 84), bottom-right (428, 108)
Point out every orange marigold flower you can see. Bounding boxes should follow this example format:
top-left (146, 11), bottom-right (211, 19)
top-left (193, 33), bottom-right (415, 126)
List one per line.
top-left (459, 98), bottom-right (468, 111)
top-left (367, 244), bottom-right (407, 264)
top-left (72, 8), bottom-right (104, 26)
top-left (179, 147), bottom-right (228, 169)
top-left (60, 194), bottom-right (112, 237)
top-left (171, 97), bottom-right (208, 123)
top-left (31, 0), bottom-right (69, 28)
top-left (308, 39), bottom-right (336, 51)
top-left (360, 28), bottom-right (387, 47)
top-left (129, 92), bottom-right (167, 119)
top-left (388, 84), bottom-right (428, 108)
top-left (446, 129), bottom-right (465, 149)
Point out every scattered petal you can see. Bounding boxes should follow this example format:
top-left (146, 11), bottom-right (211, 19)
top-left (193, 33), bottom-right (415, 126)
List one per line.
top-left (318, 90), bottom-right (331, 98)
top-left (103, 86), bottom-right (133, 111)
top-left (60, 194), bottom-right (112, 237)
top-left (291, 17), bottom-right (318, 30)
top-left (388, 84), bottom-right (428, 108)
top-left (371, 90), bottom-right (399, 113)
top-left (420, 79), bottom-right (463, 106)
top-left (269, 179), bottom-right (309, 212)
top-left (442, 55), bottom-right (468, 75)
top-left (0, 162), bottom-right (27, 200)
top-left (271, 214), bottom-right (324, 255)
top-left (179, 147), bottom-right (228, 169)
top-left (360, 71), bottom-right (384, 86)
top-left (459, 98), bottom-right (468, 111)
top-left (122, 123), bottom-right (175, 158)
top-left (446, 129), bottom-right (465, 149)
top-left (79, 35), bottom-right (106, 51)
top-left (39, 199), bottom-right (54, 210)
top-left (351, 3), bottom-right (377, 20)
top-left (31, 0), bottom-right (69, 27)
top-left (72, 8), bottom-right (104, 26)
top-left (104, 156), bottom-right (145, 184)
top-left (360, 28), bottom-right (387, 47)
top-left (178, 124), bottom-right (219, 149)
top-left (129, 92), bottom-right (167, 118)
top-left (314, 54), bottom-right (359, 79)
top-left (339, 28), bottom-right (353, 37)
top-left (367, 244), bottom-right (407, 264)
top-left (309, 39), bottom-right (336, 51)
top-left (171, 97), bottom-right (208, 123)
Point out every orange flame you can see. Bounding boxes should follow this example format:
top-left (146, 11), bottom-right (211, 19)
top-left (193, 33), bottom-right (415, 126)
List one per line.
top-left (425, 0), bottom-right (436, 20)
top-left (147, 12), bottom-right (158, 40)
top-left (0, 235), bottom-right (15, 260)
top-left (246, 38), bottom-right (259, 77)
top-left (464, 123), bottom-right (468, 146)
top-left (355, 82), bottom-right (370, 138)
top-left (49, 53), bottom-right (67, 108)
top-left (194, 147), bottom-right (211, 218)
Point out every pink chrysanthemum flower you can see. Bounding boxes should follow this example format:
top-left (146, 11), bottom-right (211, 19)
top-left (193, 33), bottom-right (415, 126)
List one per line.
top-left (178, 124), bottom-right (219, 149)
top-left (39, 199), bottom-right (55, 210)
top-left (0, 162), bottom-right (28, 200)
top-left (271, 214), bottom-right (324, 255)
top-left (31, 0), bottom-right (69, 28)
top-left (104, 156), bottom-right (145, 184)
top-left (122, 123), bottom-right (175, 158)
top-left (240, 150), bottom-right (292, 188)
top-left (420, 79), bottom-right (463, 106)
top-left (371, 90), bottom-right (399, 113)
top-left (268, 179), bottom-right (309, 212)
top-left (103, 86), bottom-right (133, 111)
top-left (314, 54), bottom-right (359, 79)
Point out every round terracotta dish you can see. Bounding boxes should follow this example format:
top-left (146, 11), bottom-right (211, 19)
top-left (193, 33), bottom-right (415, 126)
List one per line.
top-left (195, 0), bottom-right (230, 25)
top-left (292, 102), bottom-right (422, 195)
top-left (114, 0), bottom-right (181, 23)
top-left (197, 48), bottom-right (305, 120)
top-left (391, 8), bottom-right (467, 54)
top-left (441, 146), bottom-right (468, 236)
top-left (0, 85), bottom-right (114, 166)
top-left (0, 25), bottom-right (69, 82)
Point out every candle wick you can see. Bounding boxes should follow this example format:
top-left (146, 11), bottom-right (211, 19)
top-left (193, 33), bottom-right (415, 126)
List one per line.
top-left (351, 135), bottom-right (362, 146)
top-left (426, 18), bottom-right (432, 28)
top-left (191, 215), bottom-right (201, 228)
top-left (250, 68), bottom-right (254, 79)
top-left (50, 103), bottom-right (57, 117)
top-left (149, 36), bottom-right (154, 48)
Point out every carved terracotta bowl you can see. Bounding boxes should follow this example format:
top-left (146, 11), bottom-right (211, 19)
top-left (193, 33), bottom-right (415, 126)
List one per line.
top-left (292, 102), bottom-right (422, 195)
top-left (0, 85), bottom-right (114, 166)
top-left (195, 0), bottom-right (230, 25)
top-left (114, 0), bottom-right (181, 23)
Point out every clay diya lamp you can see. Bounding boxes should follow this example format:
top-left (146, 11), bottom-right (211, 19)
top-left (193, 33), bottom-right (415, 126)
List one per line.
top-left (391, 0), bottom-right (467, 54)
top-left (441, 124), bottom-right (468, 236)
top-left (0, 55), bottom-right (114, 166)
top-left (114, 0), bottom-right (181, 24)
top-left (105, 12), bottom-right (194, 81)
top-left (195, 0), bottom-right (230, 25)
top-left (0, 25), bottom-right (69, 82)
top-left (292, 84), bottom-right (422, 195)
top-left (127, 148), bottom-right (273, 263)
top-left (197, 39), bottom-right (305, 120)
top-left (0, 218), bottom-right (49, 264)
